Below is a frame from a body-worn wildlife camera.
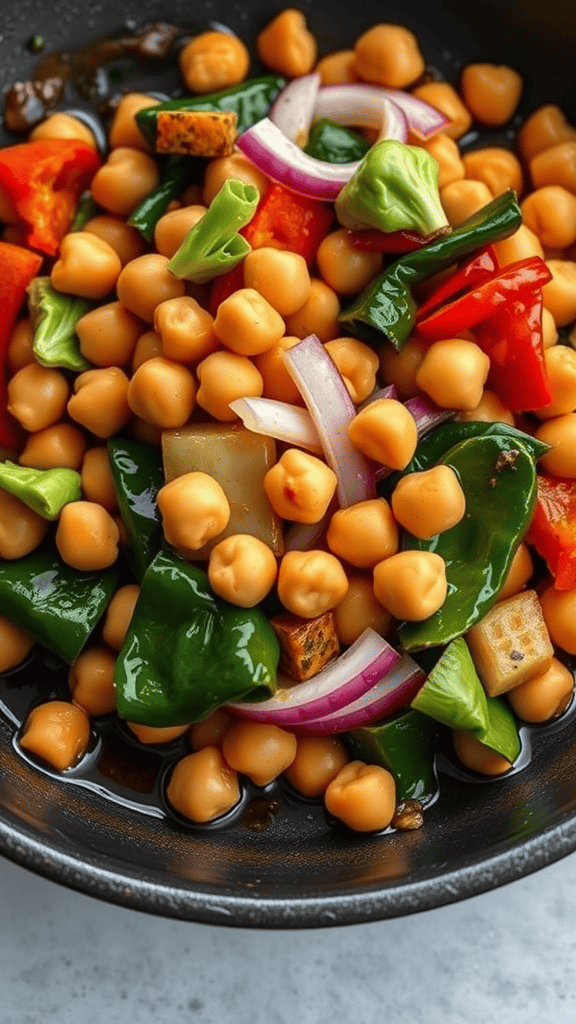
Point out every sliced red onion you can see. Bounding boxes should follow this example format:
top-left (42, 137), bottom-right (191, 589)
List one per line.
top-left (293, 655), bottom-right (425, 734)
top-left (312, 89), bottom-right (408, 144)
top-left (229, 397), bottom-right (322, 454)
top-left (359, 384), bottom-right (397, 410)
top-left (269, 73), bottom-right (321, 143)
top-left (315, 84), bottom-right (448, 139)
top-left (283, 500), bottom-right (336, 551)
top-left (283, 334), bottom-right (375, 507)
top-left (227, 629), bottom-right (401, 726)
top-left (404, 395), bottom-right (455, 437)
top-left (237, 118), bottom-right (361, 201)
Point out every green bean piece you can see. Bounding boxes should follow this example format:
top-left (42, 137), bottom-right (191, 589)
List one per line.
top-left (168, 178), bottom-right (259, 284)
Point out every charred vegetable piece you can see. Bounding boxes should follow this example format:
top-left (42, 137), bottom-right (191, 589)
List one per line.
top-left (107, 437), bottom-right (163, 582)
top-left (271, 611), bottom-right (340, 681)
top-left (345, 706), bottom-right (439, 805)
top-left (156, 109), bottom-right (237, 156)
top-left (466, 590), bottom-right (554, 697)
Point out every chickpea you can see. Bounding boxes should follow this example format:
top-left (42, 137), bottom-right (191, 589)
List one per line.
top-left (90, 147), bottom-right (160, 217)
top-left (391, 466), bottom-right (466, 540)
top-left (417, 133), bottom-right (465, 190)
top-left (518, 105), bottom-right (576, 164)
top-left (189, 709), bottom-right (232, 751)
top-left (68, 367), bottom-right (130, 438)
top-left (348, 398), bottom-right (418, 470)
top-left (108, 92), bottom-right (159, 151)
top-left (0, 615), bottom-right (34, 673)
top-left (69, 646), bottom-right (117, 717)
top-left (76, 301), bottom-right (142, 367)
top-left (277, 549), bottom-right (348, 618)
top-left (441, 179), bottom-right (494, 227)
top-left (540, 583), bottom-right (576, 654)
top-left (51, 233), bottom-right (122, 300)
top-left (202, 153), bottom-right (269, 207)
top-left (243, 247), bottom-right (311, 317)
top-left (83, 215), bottom-right (146, 266)
top-left (154, 296), bottom-right (218, 363)
top-left (493, 224), bottom-right (544, 267)
top-left (0, 488), bottom-right (48, 560)
top-left (460, 64), bottom-right (523, 126)
top-left (208, 534), bottom-right (277, 607)
top-left (166, 747), bottom-right (240, 823)
top-left (373, 550), bottom-right (447, 621)
top-left (327, 499), bottom-right (398, 568)
top-left (284, 735), bottom-right (349, 798)
top-left (254, 336), bottom-right (303, 404)
top-left (263, 448), bottom-right (337, 524)
top-left (534, 346), bottom-right (576, 419)
top-left (157, 471), bottom-right (230, 553)
top-left (256, 10), bottom-right (317, 79)
top-left (56, 500), bottom-right (119, 570)
top-left (213, 288), bottom-right (285, 357)
top-left (154, 204), bottom-right (207, 259)
top-left (179, 31), bottom-right (250, 94)
top-left (498, 543), bottom-right (534, 602)
top-left (101, 584), bottom-right (140, 651)
top-left (542, 260), bottom-right (576, 327)
top-left (128, 355), bottom-right (196, 429)
top-left (20, 700), bottom-right (91, 772)
top-left (316, 229), bottom-right (383, 296)
top-left (128, 722), bottom-right (190, 745)
top-left (19, 423), bottom-right (87, 471)
top-left (458, 389), bottom-right (515, 426)
top-left (284, 278), bottom-right (341, 343)
top-left (352, 24), bottom-right (424, 89)
top-left (80, 447), bottom-right (117, 512)
top-left (507, 657), bottom-right (574, 723)
top-left (462, 147), bottom-right (523, 198)
top-left (379, 334), bottom-right (428, 399)
top-left (324, 760), bottom-right (396, 832)
top-left (315, 49), bottom-right (358, 86)
top-left (452, 730), bottom-right (512, 776)
top-left (416, 338), bottom-right (490, 410)
top-left (7, 318), bottom-right (34, 373)
top-left (412, 81), bottom-right (472, 140)
top-left (521, 187), bottom-right (576, 250)
top-left (324, 337), bottom-right (379, 404)
top-left (196, 350), bottom-right (263, 421)
top-left (131, 330), bottom-right (163, 372)
top-left (7, 363), bottom-right (69, 432)
top-left (222, 720), bottom-right (297, 786)
top-left (530, 142), bottom-right (576, 194)
top-left (332, 575), bottom-right (391, 647)
top-left (536, 414), bottom-right (576, 477)
top-left (30, 111), bottom-right (97, 148)
top-left (542, 307), bottom-right (559, 349)
top-left (116, 254), bottom-right (186, 323)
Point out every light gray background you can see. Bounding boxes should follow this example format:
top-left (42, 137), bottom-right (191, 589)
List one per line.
top-left (1, 849), bottom-right (575, 1024)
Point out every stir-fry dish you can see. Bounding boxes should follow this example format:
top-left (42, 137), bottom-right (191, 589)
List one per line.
top-left (1, 12), bottom-right (576, 836)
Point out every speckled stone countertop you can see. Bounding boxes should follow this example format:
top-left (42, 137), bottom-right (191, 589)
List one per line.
top-left (2, 850), bottom-right (575, 1023)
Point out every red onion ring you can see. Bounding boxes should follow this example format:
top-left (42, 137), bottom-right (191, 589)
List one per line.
top-left (269, 73), bottom-right (321, 143)
top-left (314, 84), bottom-right (449, 139)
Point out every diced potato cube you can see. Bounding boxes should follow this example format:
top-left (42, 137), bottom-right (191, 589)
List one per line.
top-left (466, 589), bottom-right (554, 697)
top-left (162, 424), bottom-right (283, 557)
top-left (156, 110), bottom-right (237, 157)
top-left (271, 611), bottom-right (340, 681)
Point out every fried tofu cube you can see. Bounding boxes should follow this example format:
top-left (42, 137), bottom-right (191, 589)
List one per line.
top-left (271, 611), bottom-right (340, 681)
top-left (466, 589), bottom-right (554, 697)
top-left (156, 110), bottom-right (237, 157)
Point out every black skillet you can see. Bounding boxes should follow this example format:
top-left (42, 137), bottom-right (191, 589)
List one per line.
top-left (0, 0), bottom-right (575, 928)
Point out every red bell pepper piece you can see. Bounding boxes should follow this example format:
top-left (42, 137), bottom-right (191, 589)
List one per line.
top-left (416, 256), bottom-right (552, 340)
top-left (241, 183), bottom-right (333, 265)
top-left (346, 228), bottom-right (428, 254)
top-left (0, 241), bottom-right (43, 449)
top-left (528, 474), bottom-right (576, 589)
top-left (0, 139), bottom-right (101, 256)
top-left (208, 263), bottom-right (245, 317)
top-left (416, 245), bottom-right (499, 322)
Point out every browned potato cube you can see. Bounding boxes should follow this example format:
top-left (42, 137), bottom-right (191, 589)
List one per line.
top-left (466, 589), bottom-right (554, 697)
top-left (156, 110), bottom-right (237, 157)
top-left (271, 611), bottom-right (340, 681)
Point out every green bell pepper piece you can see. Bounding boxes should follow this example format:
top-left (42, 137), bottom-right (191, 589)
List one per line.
top-left (128, 156), bottom-right (199, 242)
top-left (304, 117), bottom-right (370, 164)
top-left (339, 189), bottom-right (522, 350)
top-left (70, 190), bottom-right (98, 231)
top-left (335, 139), bottom-right (448, 238)
top-left (0, 460), bottom-right (81, 519)
top-left (107, 437), bottom-right (163, 582)
top-left (411, 637), bottom-right (520, 763)
top-left (399, 434), bottom-right (537, 651)
top-left (27, 277), bottom-right (90, 373)
top-left (168, 179), bottom-right (259, 284)
top-left (114, 549), bottom-right (280, 726)
top-left (0, 545), bottom-right (118, 662)
top-left (136, 75), bottom-right (286, 150)
top-left (345, 706), bottom-right (439, 804)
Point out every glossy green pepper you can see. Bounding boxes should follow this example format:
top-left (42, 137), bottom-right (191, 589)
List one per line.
top-left (339, 189), bottom-right (522, 350)
top-left (128, 156), bottom-right (200, 242)
top-left (399, 434), bottom-right (537, 651)
top-left (304, 118), bottom-right (370, 164)
top-left (0, 460), bottom-right (81, 519)
top-left (114, 549), bottom-right (279, 727)
top-left (345, 706), bottom-right (439, 804)
top-left (107, 437), bottom-right (163, 582)
top-left (0, 545), bottom-right (118, 662)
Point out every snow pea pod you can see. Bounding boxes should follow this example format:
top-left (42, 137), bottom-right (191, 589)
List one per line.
top-left (399, 434), bottom-right (537, 651)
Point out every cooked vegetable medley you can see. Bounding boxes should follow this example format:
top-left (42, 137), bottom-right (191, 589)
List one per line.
top-left (2, 11), bottom-right (576, 836)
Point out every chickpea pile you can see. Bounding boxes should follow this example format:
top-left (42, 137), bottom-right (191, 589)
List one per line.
top-left (3, 12), bottom-right (576, 835)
